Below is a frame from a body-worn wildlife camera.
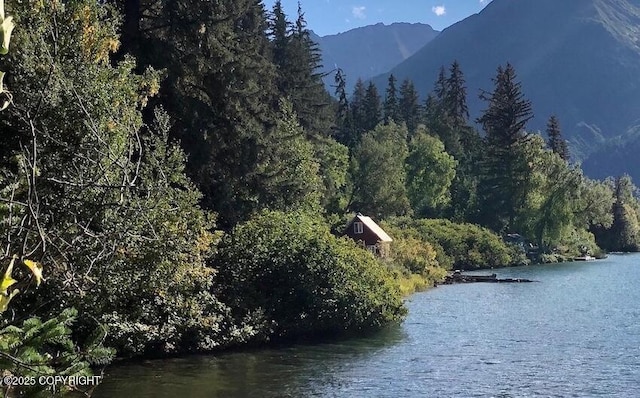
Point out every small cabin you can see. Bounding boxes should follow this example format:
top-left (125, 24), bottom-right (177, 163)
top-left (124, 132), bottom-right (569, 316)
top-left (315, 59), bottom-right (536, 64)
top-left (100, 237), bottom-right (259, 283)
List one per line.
top-left (344, 213), bottom-right (393, 258)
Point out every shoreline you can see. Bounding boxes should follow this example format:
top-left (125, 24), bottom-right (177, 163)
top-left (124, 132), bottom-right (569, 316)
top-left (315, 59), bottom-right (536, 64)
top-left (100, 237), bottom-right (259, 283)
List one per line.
top-left (102, 253), bottom-right (618, 366)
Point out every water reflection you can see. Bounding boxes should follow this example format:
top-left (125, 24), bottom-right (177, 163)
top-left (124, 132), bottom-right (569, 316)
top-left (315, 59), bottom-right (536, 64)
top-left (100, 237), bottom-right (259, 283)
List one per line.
top-left (95, 326), bottom-right (406, 398)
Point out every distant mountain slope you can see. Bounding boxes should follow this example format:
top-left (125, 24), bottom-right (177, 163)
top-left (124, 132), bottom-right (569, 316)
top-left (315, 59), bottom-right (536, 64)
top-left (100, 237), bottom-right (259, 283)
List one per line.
top-left (311, 23), bottom-right (439, 92)
top-left (370, 0), bottom-right (640, 179)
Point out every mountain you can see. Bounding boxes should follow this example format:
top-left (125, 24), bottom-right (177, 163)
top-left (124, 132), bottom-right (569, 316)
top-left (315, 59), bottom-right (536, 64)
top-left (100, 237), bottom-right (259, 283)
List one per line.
top-left (311, 23), bottom-right (439, 92)
top-left (370, 0), bottom-right (640, 180)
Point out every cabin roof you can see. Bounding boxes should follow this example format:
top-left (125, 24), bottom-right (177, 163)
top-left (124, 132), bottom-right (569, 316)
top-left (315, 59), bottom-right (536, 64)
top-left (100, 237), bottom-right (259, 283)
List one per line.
top-left (350, 214), bottom-right (393, 242)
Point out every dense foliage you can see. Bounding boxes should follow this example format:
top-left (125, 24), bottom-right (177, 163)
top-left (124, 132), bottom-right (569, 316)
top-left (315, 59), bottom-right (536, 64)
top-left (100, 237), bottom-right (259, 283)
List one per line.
top-left (1, 308), bottom-right (115, 397)
top-left (1, 0), bottom-right (639, 386)
top-left (384, 218), bottom-right (523, 270)
top-left (349, 122), bottom-right (411, 219)
top-left (215, 211), bottom-right (406, 340)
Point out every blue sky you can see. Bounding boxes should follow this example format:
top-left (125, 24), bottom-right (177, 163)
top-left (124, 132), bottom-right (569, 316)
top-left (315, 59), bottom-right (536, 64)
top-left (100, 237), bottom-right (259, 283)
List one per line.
top-left (263, 0), bottom-right (492, 36)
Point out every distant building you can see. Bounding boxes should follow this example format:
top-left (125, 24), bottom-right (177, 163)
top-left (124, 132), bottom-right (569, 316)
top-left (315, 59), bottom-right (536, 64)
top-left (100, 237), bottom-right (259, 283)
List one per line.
top-left (344, 213), bottom-right (393, 258)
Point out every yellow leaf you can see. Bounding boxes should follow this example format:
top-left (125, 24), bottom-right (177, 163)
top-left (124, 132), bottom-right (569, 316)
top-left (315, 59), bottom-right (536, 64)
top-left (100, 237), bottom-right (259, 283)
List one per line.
top-left (23, 259), bottom-right (45, 287)
top-left (0, 274), bottom-right (16, 295)
top-left (0, 289), bottom-right (19, 313)
top-left (1, 255), bottom-right (17, 294)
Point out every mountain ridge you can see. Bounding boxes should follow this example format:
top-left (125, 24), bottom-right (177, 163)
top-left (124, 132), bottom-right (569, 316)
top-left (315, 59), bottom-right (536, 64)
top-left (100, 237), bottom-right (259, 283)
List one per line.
top-left (312, 23), bottom-right (439, 92)
top-left (370, 0), bottom-right (640, 180)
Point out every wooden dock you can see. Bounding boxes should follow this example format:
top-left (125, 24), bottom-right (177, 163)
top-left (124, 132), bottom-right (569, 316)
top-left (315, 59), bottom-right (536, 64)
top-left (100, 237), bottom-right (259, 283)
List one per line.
top-left (442, 271), bottom-right (535, 285)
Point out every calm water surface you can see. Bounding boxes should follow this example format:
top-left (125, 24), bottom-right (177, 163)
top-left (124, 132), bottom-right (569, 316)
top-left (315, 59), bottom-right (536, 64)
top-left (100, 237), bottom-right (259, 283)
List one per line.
top-left (95, 254), bottom-right (640, 397)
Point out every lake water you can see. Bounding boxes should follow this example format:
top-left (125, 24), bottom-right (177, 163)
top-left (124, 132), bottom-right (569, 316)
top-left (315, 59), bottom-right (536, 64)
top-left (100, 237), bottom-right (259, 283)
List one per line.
top-left (95, 254), bottom-right (640, 397)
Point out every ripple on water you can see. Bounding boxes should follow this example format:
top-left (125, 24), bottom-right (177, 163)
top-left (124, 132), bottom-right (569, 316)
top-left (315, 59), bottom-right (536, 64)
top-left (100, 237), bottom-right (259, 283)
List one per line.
top-left (95, 255), bottom-right (640, 397)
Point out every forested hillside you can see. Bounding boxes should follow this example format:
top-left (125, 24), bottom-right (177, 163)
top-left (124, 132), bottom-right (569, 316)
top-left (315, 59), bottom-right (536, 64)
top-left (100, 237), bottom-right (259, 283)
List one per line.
top-left (371, 0), bottom-right (640, 179)
top-left (1, 1), bottom-right (639, 395)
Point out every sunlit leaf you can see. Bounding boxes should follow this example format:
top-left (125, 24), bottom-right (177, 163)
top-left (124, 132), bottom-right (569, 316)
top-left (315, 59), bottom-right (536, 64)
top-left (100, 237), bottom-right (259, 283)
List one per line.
top-left (0, 289), bottom-right (19, 313)
top-left (1, 255), bottom-right (17, 295)
top-left (0, 274), bottom-right (17, 294)
top-left (0, 15), bottom-right (13, 55)
top-left (23, 259), bottom-right (45, 287)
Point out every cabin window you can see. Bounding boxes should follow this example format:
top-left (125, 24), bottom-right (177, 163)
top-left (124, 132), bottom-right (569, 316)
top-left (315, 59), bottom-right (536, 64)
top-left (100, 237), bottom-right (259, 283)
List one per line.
top-left (366, 245), bottom-right (377, 254)
top-left (354, 221), bottom-right (364, 234)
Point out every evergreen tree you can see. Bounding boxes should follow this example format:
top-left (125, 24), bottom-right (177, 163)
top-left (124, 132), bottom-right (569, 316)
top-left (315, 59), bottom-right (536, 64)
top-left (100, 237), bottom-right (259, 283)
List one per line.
top-left (422, 93), bottom-right (438, 129)
top-left (256, 99), bottom-right (323, 211)
top-left (278, 3), bottom-right (334, 136)
top-left (444, 60), bottom-right (470, 128)
top-left (607, 175), bottom-right (640, 251)
top-left (363, 81), bottom-right (382, 132)
top-left (333, 68), bottom-right (352, 144)
top-left (349, 78), bottom-right (368, 148)
top-left (546, 115), bottom-right (570, 162)
top-left (426, 61), bottom-right (470, 160)
top-left (399, 79), bottom-right (421, 135)
top-left (136, 0), bottom-right (282, 228)
top-left (476, 63), bottom-right (534, 232)
top-left (433, 66), bottom-right (448, 103)
top-left (384, 74), bottom-right (400, 123)
top-left (478, 64), bottom-right (533, 148)
top-left (269, 0), bottom-right (290, 71)
top-left (438, 61), bottom-right (481, 221)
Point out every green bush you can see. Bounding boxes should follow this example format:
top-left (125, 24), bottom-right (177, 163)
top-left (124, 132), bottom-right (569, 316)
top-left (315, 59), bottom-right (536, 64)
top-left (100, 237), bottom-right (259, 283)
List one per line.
top-left (378, 228), bottom-right (448, 294)
top-left (214, 211), bottom-right (406, 341)
top-left (384, 218), bottom-right (520, 270)
top-left (558, 227), bottom-right (603, 258)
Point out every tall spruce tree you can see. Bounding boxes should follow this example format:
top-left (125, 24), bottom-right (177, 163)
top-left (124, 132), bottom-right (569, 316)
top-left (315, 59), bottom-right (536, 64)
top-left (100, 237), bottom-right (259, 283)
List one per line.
top-left (333, 69), bottom-right (352, 143)
top-left (276, 3), bottom-right (334, 136)
top-left (364, 81), bottom-right (382, 132)
top-left (546, 115), bottom-right (570, 162)
top-left (444, 61), bottom-right (470, 127)
top-left (433, 66), bottom-right (447, 104)
top-left (440, 61), bottom-right (481, 221)
top-left (422, 93), bottom-right (438, 129)
top-left (425, 66), bottom-right (466, 159)
top-left (384, 74), bottom-right (400, 124)
top-left (140, 0), bottom-right (282, 228)
top-left (349, 78), bottom-right (367, 148)
top-left (476, 63), bottom-right (534, 232)
top-left (399, 79), bottom-right (421, 135)
top-left (348, 78), bottom-right (368, 149)
top-left (114, 0), bottom-right (339, 227)
top-left (269, 0), bottom-right (290, 72)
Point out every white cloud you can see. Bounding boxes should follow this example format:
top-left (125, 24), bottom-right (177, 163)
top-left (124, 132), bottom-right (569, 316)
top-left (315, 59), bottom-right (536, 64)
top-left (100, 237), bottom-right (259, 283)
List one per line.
top-left (432, 5), bottom-right (446, 16)
top-left (352, 6), bottom-right (366, 19)
top-left (480, 0), bottom-right (491, 5)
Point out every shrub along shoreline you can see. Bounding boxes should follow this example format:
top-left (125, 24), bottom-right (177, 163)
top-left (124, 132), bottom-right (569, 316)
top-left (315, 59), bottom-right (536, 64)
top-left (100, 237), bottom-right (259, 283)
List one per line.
top-left (107, 212), bottom-right (594, 359)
